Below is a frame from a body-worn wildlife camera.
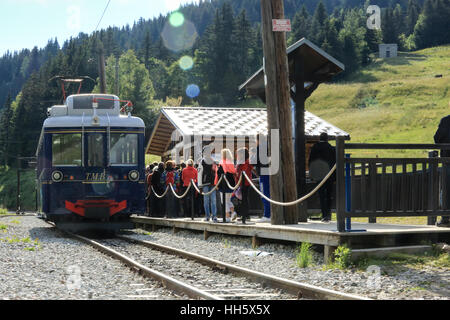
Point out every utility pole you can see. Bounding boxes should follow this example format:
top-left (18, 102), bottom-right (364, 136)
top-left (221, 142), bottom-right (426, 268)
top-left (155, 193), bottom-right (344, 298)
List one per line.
top-left (260, 0), bottom-right (298, 225)
top-left (98, 47), bottom-right (107, 94)
top-left (115, 55), bottom-right (120, 96)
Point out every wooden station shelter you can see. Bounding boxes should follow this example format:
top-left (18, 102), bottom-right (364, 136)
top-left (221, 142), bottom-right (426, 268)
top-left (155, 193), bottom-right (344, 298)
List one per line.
top-left (146, 107), bottom-right (349, 167)
top-left (239, 37), bottom-right (347, 212)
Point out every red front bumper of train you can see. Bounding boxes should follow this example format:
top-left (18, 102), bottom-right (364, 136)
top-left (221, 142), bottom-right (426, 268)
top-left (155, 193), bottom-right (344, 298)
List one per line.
top-left (65, 200), bottom-right (127, 217)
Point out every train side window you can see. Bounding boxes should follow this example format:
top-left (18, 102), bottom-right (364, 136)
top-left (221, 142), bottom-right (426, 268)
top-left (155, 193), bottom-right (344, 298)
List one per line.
top-left (110, 134), bottom-right (138, 165)
top-left (87, 134), bottom-right (105, 167)
top-left (52, 134), bottom-right (82, 166)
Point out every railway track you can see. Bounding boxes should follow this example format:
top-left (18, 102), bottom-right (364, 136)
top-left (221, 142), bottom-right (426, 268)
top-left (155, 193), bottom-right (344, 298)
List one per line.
top-left (2, 214), bottom-right (370, 300)
top-left (61, 226), bottom-right (370, 300)
top-left (115, 235), bottom-right (370, 300)
top-left (97, 236), bottom-right (295, 300)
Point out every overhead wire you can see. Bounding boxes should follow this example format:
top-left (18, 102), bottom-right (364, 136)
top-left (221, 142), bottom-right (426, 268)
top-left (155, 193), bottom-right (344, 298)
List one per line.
top-left (94, 0), bottom-right (112, 33)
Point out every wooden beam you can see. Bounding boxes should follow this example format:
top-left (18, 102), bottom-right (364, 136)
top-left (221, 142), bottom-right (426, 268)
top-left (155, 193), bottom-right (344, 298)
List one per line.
top-left (266, 0), bottom-right (298, 224)
top-left (260, 0), bottom-right (285, 225)
top-left (336, 137), bottom-right (346, 232)
top-left (146, 113), bottom-right (164, 153)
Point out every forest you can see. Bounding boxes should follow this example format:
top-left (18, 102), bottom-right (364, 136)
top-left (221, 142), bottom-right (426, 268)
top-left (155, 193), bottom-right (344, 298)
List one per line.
top-left (0, 0), bottom-right (448, 166)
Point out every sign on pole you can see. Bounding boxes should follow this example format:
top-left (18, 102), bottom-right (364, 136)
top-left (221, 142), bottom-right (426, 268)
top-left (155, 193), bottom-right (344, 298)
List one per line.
top-left (272, 19), bottom-right (291, 32)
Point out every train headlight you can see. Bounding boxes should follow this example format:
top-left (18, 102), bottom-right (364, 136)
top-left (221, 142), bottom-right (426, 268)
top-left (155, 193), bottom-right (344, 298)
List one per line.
top-left (129, 170), bottom-right (140, 182)
top-left (52, 171), bottom-right (64, 183)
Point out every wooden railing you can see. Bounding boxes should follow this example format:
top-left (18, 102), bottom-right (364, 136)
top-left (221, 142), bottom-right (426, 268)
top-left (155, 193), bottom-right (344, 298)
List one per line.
top-left (335, 138), bottom-right (450, 232)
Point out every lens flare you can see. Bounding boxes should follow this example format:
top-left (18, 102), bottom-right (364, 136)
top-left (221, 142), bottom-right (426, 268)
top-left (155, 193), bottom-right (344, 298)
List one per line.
top-left (179, 56), bottom-right (194, 70)
top-left (161, 19), bottom-right (198, 52)
top-left (186, 84), bottom-right (200, 98)
top-left (169, 11), bottom-right (185, 28)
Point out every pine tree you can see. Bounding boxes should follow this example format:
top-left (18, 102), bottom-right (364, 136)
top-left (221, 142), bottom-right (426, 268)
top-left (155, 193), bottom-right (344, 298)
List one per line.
top-left (406, 0), bottom-right (421, 35)
top-left (289, 5), bottom-right (311, 44)
top-left (143, 31), bottom-right (152, 71)
top-left (322, 18), bottom-right (342, 58)
top-left (232, 10), bottom-right (254, 84)
top-left (413, 0), bottom-right (449, 49)
top-left (313, 1), bottom-right (328, 27)
top-left (339, 31), bottom-right (359, 75)
top-left (0, 94), bottom-right (13, 166)
top-left (10, 74), bottom-right (46, 159)
top-left (147, 58), bottom-right (169, 101)
top-left (310, 1), bottom-right (328, 45)
top-left (381, 7), bottom-right (398, 43)
top-left (393, 4), bottom-right (405, 37)
top-left (26, 47), bottom-right (40, 77)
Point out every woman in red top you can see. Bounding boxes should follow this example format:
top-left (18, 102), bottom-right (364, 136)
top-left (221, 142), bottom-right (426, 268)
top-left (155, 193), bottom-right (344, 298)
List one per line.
top-left (182, 159), bottom-right (198, 219)
top-left (182, 159), bottom-right (198, 187)
top-left (215, 149), bottom-right (236, 223)
top-left (236, 147), bottom-right (253, 224)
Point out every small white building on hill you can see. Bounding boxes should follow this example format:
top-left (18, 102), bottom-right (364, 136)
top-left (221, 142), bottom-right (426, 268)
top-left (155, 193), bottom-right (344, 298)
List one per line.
top-left (379, 44), bottom-right (398, 58)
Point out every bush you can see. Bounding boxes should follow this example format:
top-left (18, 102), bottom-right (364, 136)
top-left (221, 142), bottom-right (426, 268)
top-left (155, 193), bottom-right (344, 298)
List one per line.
top-left (334, 245), bottom-right (352, 269)
top-left (296, 242), bottom-right (313, 268)
top-left (350, 86), bottom-right (379, 109)
top-left (0, 166), bottom-right (36, 211)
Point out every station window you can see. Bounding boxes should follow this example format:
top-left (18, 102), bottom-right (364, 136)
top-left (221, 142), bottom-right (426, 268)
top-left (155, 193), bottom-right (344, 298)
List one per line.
top-left (110, 134), bottom-right (138, 165)
top-left (52, 134), bottom-right (82, 166)
top-left (88, 134), bottom-right (105, 167)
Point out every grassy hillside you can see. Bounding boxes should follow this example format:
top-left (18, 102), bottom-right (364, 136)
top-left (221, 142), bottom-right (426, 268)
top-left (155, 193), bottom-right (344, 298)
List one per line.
top-left (306, 45), bottom-right (450, 158)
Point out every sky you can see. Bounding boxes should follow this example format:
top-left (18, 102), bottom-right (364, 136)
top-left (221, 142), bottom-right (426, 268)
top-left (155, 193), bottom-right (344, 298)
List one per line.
top-left (0, 0), bottom-right (199, 55)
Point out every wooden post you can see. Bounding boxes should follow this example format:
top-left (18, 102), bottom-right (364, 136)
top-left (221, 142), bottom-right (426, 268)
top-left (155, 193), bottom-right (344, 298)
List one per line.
top-left (252, 235), bottom-right (262, 249)
top-left (324, 245), bottom-right (337, 265)
top-left (222, 191), bottom-right (227, 223)
top-left (336, 137), bottom-right (346, 232)
top-left (16, 168), bottom-right (20, 214)
top-left (260, 0), bottom-right (298, 225)
top-left (428, 152), bottom-right (438, 225)
top-left (369, 162), bottom-right (377, 224)
top-left (98, 49), bottom-right (107, 94)
top-left (115, 55), bottom-right (120, 96)
top-left (191, 188), bottom-right (195, 221)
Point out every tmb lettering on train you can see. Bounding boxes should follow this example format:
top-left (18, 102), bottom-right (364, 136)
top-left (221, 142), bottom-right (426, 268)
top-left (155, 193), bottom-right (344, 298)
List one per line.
top-left (36, 94), bottom-right (146, 232)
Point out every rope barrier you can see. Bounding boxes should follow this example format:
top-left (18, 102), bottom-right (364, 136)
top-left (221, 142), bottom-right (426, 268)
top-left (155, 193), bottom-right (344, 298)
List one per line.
top-left (169, 183), bottom-right (193, 200)
top-left (151, 185), bottom-right (170, 199)
top-left (147, 165), bottom-right (336, 207)
top-left (222, 173), bottom-right (243, 191)
top-left (191, 176), bottom-right (224, 196)
top-left (242, 165), bottom-right (336, 207)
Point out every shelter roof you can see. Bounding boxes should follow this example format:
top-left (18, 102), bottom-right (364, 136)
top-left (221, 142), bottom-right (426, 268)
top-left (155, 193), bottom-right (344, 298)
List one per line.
top-left (146, 107), bottom-right (350, 156)
top-left (239, 38), bottom-right (345, 101)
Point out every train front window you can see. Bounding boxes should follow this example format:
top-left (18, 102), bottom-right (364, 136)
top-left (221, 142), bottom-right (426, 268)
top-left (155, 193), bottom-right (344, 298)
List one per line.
top-left (110, 134), bottom-right (138, 165)
top-left (52, 134), bottom-right (82, 166)
top-left (88, 134), bottom-right (105, 167)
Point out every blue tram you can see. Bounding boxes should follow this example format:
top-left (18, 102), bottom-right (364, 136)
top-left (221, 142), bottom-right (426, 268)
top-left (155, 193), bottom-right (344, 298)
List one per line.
top-left (36, 94), bottom-right (146, 231)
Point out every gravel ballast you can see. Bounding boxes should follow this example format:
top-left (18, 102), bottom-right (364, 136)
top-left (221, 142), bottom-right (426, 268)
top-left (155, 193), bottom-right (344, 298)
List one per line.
top-left (128, 225), bottom-right (450, 300)
top-left (0, 216), bottom-right (183, 300)
top-left (1, 215), bottom-right (448, 300)
top-left (100, 238), bottom-right (294, 300)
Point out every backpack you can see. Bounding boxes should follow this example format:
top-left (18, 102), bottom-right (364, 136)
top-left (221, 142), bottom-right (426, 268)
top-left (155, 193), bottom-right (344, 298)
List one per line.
top-left (165, 170), bottom-right (175, 186)
top-left (309, 159), bottom-right (331, 182)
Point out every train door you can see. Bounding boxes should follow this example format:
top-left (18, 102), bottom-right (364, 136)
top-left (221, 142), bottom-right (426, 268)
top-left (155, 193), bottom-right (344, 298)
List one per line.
top-left (84, 132), bottom-right (114, 198)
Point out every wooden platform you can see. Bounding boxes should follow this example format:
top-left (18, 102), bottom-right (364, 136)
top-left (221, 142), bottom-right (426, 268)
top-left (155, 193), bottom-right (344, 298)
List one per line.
top-left (131, 216), bottom-right (450, 262)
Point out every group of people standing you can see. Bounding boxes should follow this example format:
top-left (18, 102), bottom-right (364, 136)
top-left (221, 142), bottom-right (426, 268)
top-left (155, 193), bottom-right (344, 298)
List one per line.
top-left (145, 142), bottom-right (272, 225)
top-left (144, 116), bottom-right (450, 228)
top-left (146, 159), bottom-right (198, 219)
